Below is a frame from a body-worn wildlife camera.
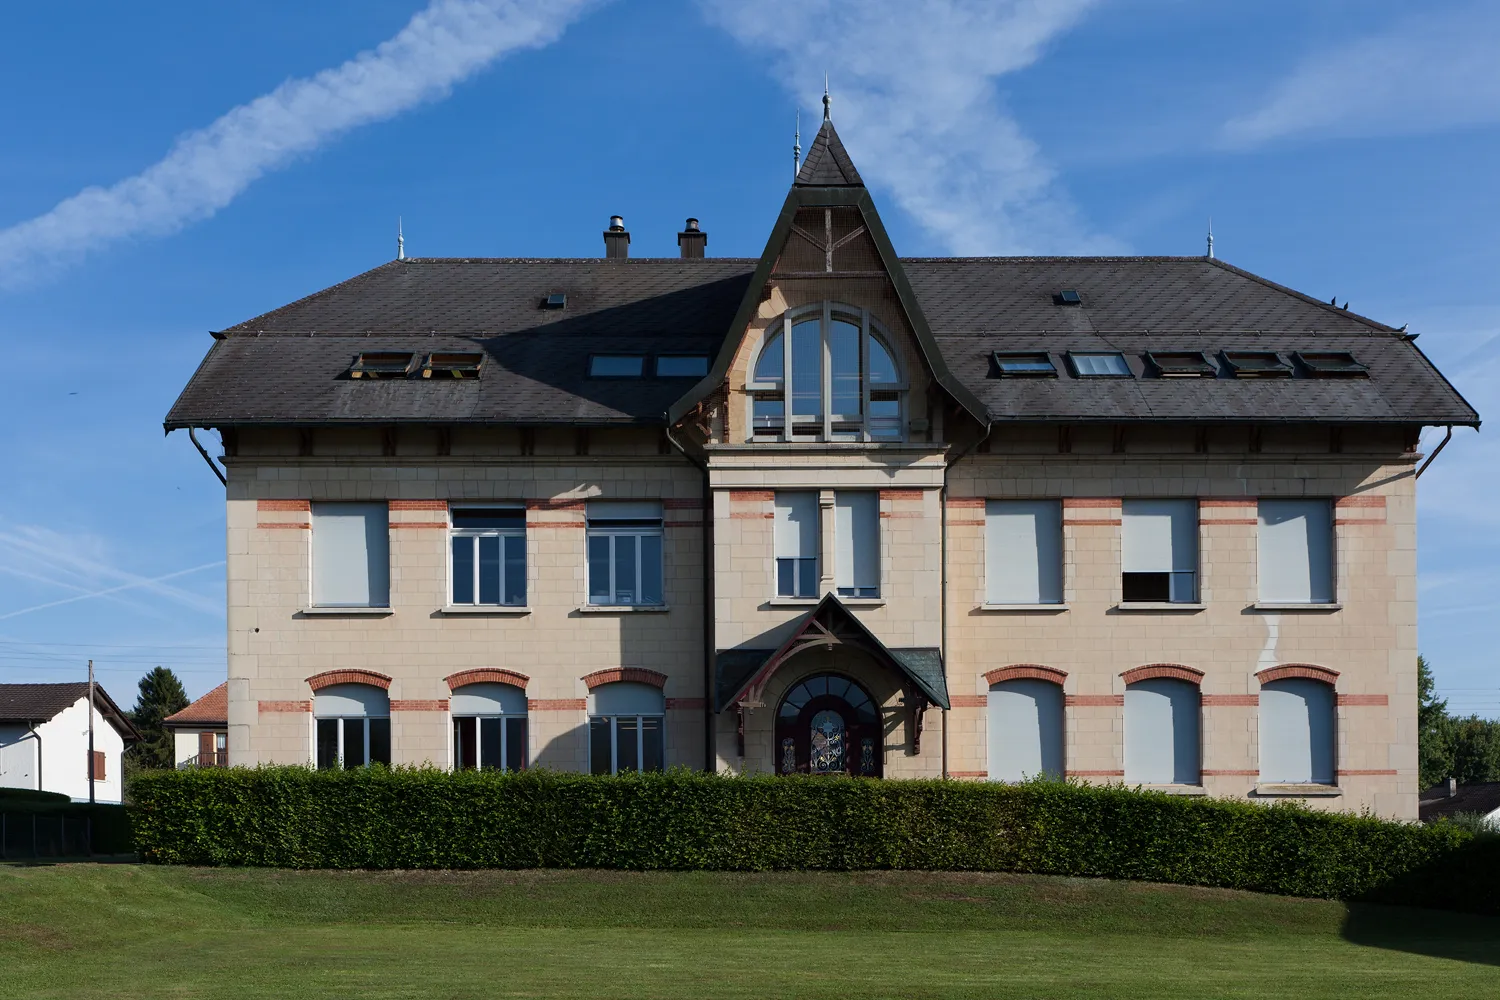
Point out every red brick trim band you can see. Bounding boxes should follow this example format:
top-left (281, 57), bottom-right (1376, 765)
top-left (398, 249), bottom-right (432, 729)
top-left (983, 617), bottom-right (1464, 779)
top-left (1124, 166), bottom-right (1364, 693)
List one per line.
top-left (666, 698), bottom-right (706, 710)
top-left (1201, 518), bottom-right (1258, 526)
top-left (1257, 663), bottom-right (1339, 686)
top-left (1063, 518), bottom-right (1122, 526)
top-left (1337, 769), bottom-right (1398, 776)
top-left (1337, 694), bottom-right (1389, 707)
top-left (1121, 664), bottom-right (1205, 686)
top-left (258, 700), bottom-right (312, 713)
top-left (1199, 497), bottom-right (1255, 507)
top-left (305, 668), bottom-right (392, 692)
top-left (731, 512), bottom-right (775, 519)
top-left (390, 699), bottom-right (449, 712)
top-left (1201, 694), bottom-right (1258, 707)
top-left (527, 498), bottom-right (587, 511)
top-left (1200, 769), bottom-right (1258, 776)
top-left (1062, 497), bottom-right (1122, 508)
top-left (389, 500), bottom-right (448, 510)
top-left (1066, 770), bottom-right (1125, 778)
top-left (879, 489), bottom-right (925, 501)
top-left (663, 498), bottom-right (703, 509)
top-left (257, 522), bottom-right (310, 529)
top-left (949, 695), bottom-right (987, 708)
top-left (390, 522), bottom-right (447, 529)
top-left (948, 770), bottom-right (988, 779)
top-left (581, 668), bottom-right (668, 690)
top-left (729, 490), bottom-right (774, 502)
top-left (1066, 694), bottom-right (1125, 707)
top-left (444, 668), bottom-right (529, 692)
top-left (1335, 518), bottom-right (1385, 526)
top-left (947, 520), bottom-right (985, 527)
top-left (528, 698), bottom-right (587, 711)
top-left (527, 521), bottom-right (586, 529)
top-left (257, 499), bottom-right (311, 511)
top-left (984, 664), bottom-right (1068, 686)
top-left (945, 497), bottom-right (985, 510)
top-left (1336, 495), bottom-right (1387, 508)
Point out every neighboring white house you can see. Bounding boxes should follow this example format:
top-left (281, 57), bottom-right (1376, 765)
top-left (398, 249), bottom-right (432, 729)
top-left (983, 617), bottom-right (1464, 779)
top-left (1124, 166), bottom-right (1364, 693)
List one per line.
top-left (0, 683), bottom-right (137, 804)
top-left (162, 682), bottom-right (228, 768)
top-left (1420, 780), bottom-right (1500, 829)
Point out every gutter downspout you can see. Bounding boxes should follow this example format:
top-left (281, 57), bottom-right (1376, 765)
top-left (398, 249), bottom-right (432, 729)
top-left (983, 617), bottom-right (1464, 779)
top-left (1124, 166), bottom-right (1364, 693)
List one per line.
top-left (187, 427), bottom-right (228, 487)
top-left (664, 420), bottom-right (715, 774)
top-left (1415, 426), bottom-right (1453, 479)
top-left (940, 414), bottom-right (992, 780)
top-left (19, 722), bottom-right (41, 791)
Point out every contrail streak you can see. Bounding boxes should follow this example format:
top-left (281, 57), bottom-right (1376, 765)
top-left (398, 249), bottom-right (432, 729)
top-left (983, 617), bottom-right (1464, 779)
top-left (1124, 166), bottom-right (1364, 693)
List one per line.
top-left (0, 562), bottom-right (226, 621)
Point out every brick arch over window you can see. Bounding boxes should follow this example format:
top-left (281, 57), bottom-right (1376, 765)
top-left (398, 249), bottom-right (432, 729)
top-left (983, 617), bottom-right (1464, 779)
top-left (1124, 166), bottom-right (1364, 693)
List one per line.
top-left (984, 664), bottom-right (1067, 687)
top-left (582, 668), bottom-right (668, 690)
top-left (444, 668), bottom-right (529, 692)
top-left (305, 669), bottom-right (391, 692)
top-left (1121, 664), bottom-right (1205, 686)
top-left (1256, 664), bottom-right (1340, 686)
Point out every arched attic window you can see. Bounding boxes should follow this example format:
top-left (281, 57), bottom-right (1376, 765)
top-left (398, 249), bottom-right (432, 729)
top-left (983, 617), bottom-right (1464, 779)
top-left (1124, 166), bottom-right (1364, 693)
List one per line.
top-left (748, 303), bottom-right (904, 441)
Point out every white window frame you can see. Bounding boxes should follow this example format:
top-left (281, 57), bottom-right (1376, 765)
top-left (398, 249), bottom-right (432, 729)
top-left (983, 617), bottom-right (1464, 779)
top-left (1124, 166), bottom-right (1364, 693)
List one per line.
top-left (1257, 499), bottom-right (1335, 604)
top-left (586, 502), bottom-right (665, 606)
top-left (590, 714), bottom-right (665, 774)
top-left (746, 302), bottom-right (906, 443)
top-left (314, 716), bottom-right (391, 770)
top-left (310, 501), bottom-right (390, 608)
top-left (774, 491), bottom-right (819, 598)
top-left (1121, 499), bottom-right (1199, 604)
top-left (451, 714), bottom-right (527, 771)
top-left (984, 499), bottom-right (1064, 605)
top-left (833, 491), bottom-right (880, 598)
top-left (448, 504), bottom-right (527, 607)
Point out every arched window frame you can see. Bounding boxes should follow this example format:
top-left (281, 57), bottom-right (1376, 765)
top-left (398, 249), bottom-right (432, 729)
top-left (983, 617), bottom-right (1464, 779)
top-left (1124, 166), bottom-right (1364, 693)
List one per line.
top-left (746, 302), bottom-right (907, 442)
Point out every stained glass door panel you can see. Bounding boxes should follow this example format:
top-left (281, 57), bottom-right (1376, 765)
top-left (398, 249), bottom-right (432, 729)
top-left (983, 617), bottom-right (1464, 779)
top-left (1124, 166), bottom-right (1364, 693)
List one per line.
top-left (809, 710), bottom-right (846, 773)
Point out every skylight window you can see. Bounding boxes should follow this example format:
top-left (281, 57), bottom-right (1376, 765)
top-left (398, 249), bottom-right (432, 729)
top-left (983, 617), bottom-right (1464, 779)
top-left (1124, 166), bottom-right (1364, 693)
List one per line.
top-left (1293, 351), bottom-right (1369, 378)
top-left (543, 293), bottom-right (567, 309)
top-left (992, 352), bottom-right (1057, 377)
top-left (1222, 351), bottom-right (1291, 378)
top-left (1054, 289), bottom-right (1083, 306)
top-left (655, 355), bottom-right (709, 377)
top-left (589, 355), bottom-right (644, 378)
top-left (1146, 351), bottom-right (1216, 378)
top-left (421, 352), bottom-right (484, 379)
top-left (1067, 352), bottom-right (1132, 377)
top-left (348, 352), bottom-right (414, 379)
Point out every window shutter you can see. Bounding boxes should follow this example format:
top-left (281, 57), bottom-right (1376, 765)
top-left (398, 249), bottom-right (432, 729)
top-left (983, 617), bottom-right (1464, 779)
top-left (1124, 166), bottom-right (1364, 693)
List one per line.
top-left (774, 492), bottom-right (818, 560)
top-left (311, 502), bottom-right (389, 607)
top-left (1258, 500), bottom-right (1333, 603)
top-left (987, 679), bottom-right (1064, 782)
top-left (1259, 679), bottom-right (1335, 783)
top-left (834, 492), bottom-right (878, 593)
top-left (90, 750), bottom-right (106, 781)
top-left (1123, 500), bottom-right (1197, 602)
top-left (1124, 679), bottom-right (1200, 784)
top-left (985, 500), bottom-right (1062, 604)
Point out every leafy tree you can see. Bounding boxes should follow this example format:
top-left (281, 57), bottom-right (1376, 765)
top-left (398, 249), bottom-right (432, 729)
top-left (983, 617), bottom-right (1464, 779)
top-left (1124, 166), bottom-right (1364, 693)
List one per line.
top-left (1418, 655), bottom-right (1500, 788)
top-left (126, 666), bottom-right (189, 771)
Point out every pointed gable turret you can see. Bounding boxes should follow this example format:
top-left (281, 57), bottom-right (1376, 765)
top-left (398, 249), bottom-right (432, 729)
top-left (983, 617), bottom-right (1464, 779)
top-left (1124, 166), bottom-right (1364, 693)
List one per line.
top-left (794, 120), bottom-right (863, 187)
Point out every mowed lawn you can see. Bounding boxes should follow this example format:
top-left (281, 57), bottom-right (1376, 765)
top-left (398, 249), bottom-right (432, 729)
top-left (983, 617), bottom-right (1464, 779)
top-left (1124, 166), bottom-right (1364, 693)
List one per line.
top-left (1, 864), bottom-right (1496, 999)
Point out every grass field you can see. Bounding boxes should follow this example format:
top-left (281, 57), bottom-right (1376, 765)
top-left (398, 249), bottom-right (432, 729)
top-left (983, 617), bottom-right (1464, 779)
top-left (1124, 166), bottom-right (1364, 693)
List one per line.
top-left (1, 864), bottom-right (1496, 999)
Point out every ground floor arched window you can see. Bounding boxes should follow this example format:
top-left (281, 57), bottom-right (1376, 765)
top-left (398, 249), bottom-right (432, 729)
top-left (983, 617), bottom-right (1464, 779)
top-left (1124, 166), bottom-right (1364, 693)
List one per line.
top-left (1124, 678), bottom-right (1200, 785)
top-left (452, 682), bottom-right (527, 771)
top-left (987, 679), bottom-right (1064, 782)
top-left (1259, 678), bottom-right (1335, 784)
top-left (589, 682), bottom-right (664, 774)
top-left (314, 683), bottom-right (391, 769)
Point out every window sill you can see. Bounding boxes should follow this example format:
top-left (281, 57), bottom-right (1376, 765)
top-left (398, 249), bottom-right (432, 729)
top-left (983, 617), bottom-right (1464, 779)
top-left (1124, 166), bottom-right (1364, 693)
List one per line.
top-left (837, 597), bottom-right (886, 607)
top-left (1115, 602), bottom-right (1206, 612)
top-left (439, 605), bottom-right (531, 616)
top-left (977, 603), bottom-right (1069, 613)
top-left (1137, 784), bottom-right (1208, 796)
top-left (298, 606), bottom-right (393, 617)
top-left (1255, 783), bottom-right (1342, 797)
top-left (767, 597), bottom-right (820, 607)
top-left (1251, 602), bottom-right (1343, 612)
top-left (578, 604), bottom-right (670, 614)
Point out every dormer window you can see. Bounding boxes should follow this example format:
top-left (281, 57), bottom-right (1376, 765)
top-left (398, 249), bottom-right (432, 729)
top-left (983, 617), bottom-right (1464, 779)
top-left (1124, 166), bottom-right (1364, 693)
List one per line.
top-left (748, 303), bottom-right (904, 441)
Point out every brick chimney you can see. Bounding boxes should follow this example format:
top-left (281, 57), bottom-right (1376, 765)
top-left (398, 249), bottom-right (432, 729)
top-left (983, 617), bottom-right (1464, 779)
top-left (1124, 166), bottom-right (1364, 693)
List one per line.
top-left (603, 215), bottom-right (630, 259)
top-left (677, 217), bottom-right (706, 258)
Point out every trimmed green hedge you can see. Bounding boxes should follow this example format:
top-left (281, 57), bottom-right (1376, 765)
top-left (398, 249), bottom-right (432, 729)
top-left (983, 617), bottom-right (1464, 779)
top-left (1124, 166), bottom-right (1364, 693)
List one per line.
top-left (127, 766), bottom-right (1488, 911)
top-left (0, 799), bottom-right (133, 856)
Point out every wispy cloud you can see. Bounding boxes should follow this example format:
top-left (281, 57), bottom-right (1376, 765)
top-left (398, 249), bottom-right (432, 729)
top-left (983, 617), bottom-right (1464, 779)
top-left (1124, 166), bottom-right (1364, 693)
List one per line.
top-left (700, 0), bottom-right (1120, 255)
top-left (1222, 3), bottom-right (1500, 148)
top-left (0, 0), bottom-right (597, 285)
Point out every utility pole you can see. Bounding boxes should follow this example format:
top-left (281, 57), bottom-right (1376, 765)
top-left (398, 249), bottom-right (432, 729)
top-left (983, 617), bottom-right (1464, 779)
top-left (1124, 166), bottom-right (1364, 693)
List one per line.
top-left (87, 659), bottom-right (95, 805)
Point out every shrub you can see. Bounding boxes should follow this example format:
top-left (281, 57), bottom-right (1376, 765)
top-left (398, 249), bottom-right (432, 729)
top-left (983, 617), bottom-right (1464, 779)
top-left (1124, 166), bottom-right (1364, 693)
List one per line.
top-left (0, 798), bottom-right (132, 856)
top-left (126, 767), bottom-right (1487, 911)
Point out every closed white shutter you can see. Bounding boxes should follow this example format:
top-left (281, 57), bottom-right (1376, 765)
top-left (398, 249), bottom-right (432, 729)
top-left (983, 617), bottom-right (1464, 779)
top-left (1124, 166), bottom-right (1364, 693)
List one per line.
top-left (1122, 499), bottom-right (1197, 601)
top-left (311, 502), bottom-right (389, 607)
top-left (1259, 679), bottom-right (1335, 783)
top-left (985, 500), bottom-right (1062, 604)
top-left (1258, 500), bottom-right (1333, 603)
top-left (592, 682), bottom-right (665, 717)
top-left (774, 492), bottom-right (818, 560)
top-left (834, 492), bottom-right (879, 595)
top-left (987, 679), bottom-right (1065, 782)
top-left (1124, 679), bottom-right (1200, 784)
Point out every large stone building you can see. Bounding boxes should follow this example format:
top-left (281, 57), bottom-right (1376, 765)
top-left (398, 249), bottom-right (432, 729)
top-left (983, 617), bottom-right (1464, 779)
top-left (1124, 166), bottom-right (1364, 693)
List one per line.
top-left (167, 115), bottom-right (1476, 819)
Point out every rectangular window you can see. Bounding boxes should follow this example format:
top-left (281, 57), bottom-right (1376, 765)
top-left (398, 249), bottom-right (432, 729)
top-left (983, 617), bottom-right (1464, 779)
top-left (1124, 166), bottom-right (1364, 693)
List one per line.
top-left (589, 355), bottom-right (644, 377)
top-left (315, 717), bottom-right (391, 770)
top-left (589, 715), bottom-right (664, 774)
top-left (655, 355), bottom-right (709, 377)
top-left (985, 500), bottom-right (1063, 605)
top-left (1258, 500), bottom-right (1334, 603)
top-left (1068, 352), bottom-right (1132, 377)
top-left (311, 502), bottom-right (389, 607)
top-left (774, 492), bottom-right (819, 597)
top-left (453, 716), bottom-right (527, 771)
top-left (586, 501), bottom-right (664, 606)
top-left (834, 492), bottom-right (879, 598)
top-left (449, 506), bottom-right (526, 606)
top-left (1122, 500), bottom-right (1198, 603)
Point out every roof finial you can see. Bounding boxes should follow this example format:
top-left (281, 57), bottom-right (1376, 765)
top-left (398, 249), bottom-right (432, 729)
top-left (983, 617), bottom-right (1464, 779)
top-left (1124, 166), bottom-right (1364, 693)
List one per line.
top-left (1206, 217), bottom-right (1214, 259)
top-left (794, 109), bottom-right (802, 180)
top-left (397, 217), bottom-right (405, 261)
top-left (823, 74), bottom-right (831, 121)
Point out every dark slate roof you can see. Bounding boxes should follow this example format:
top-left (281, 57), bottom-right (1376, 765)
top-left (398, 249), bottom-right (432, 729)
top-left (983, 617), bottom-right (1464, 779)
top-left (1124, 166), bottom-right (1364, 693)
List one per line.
top-left (0, 683), bottom-right (140, 739)
top-left (1420, 782), bottom-right (1500, 822)
top-left (166, 255), bottom-right (1476, 429)
top-left (166, 259), bottom-right (756, 428)
top-left (163, 682), bottom-right (227, 728)
top-left (908, 256), bottom-right (1477, 425)
top-left (795, 120), bottom-right (863, 187)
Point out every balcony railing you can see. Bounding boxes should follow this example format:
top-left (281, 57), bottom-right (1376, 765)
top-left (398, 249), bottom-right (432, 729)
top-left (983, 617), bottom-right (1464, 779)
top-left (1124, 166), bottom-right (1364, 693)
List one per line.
top-left (178, 751), bottom-right (228, 769)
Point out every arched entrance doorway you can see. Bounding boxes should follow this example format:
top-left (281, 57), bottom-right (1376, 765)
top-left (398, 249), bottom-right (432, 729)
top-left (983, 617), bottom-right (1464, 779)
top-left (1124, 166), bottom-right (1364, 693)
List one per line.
top-left (775, 674), bottom-right (882, 777)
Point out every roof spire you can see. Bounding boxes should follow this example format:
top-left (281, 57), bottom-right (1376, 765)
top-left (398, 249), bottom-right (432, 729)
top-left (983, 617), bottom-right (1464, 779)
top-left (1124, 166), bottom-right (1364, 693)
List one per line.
top-left (793, 109), bottom-right (801, 180)
top-left (1206, 217), bottom-right (1214, 259)
top-left (823, 74), bottom-right (831, 121)
top-left (397, 217), bottom-right (405, 261)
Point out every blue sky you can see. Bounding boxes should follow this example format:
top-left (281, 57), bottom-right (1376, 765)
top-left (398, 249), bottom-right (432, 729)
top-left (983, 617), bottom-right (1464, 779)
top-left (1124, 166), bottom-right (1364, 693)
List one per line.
top-left (1, 0), bottom-right (1497, 717)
